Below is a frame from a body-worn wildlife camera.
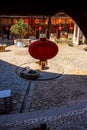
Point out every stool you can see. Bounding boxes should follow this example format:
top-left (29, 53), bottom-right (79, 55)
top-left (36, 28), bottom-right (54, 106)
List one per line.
top-left (0, 46), bottom-right (5, 52)
top-left (0, 90), bottom-right (12, 112)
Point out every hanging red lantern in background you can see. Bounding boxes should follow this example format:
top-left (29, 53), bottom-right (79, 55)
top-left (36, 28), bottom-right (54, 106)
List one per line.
top-left (13, 19), bottom-right (17, 24)
top-left (25, 19), bottom-right (29, 24)
top-left (69, 18), bottom-right (73, 24)
top-left (58, 18), bottom-right (62, 24)
top-left (45, 19), bottom-right (48, 24)
top-left (58, 26), bottom-right (62, 31)
top-left (6, 26), bottom-right (9, 31)
top-left (35, 19), bottom-right (40, 24)
top-left (39, 26), bottom-right (42, 31)
top-left (70, 26), bottom-right (74, 31)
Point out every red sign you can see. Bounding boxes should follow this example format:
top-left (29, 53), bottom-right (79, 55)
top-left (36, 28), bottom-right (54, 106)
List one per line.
top-left (35, 19), bottom-right (39, 24)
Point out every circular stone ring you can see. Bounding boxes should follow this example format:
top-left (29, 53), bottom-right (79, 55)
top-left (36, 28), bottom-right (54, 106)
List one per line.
top-left (19, 68), bottom-right (40, 80)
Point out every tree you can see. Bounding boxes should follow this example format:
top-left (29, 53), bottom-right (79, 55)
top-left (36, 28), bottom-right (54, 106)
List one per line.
top-left (10, 19), bottom-right (28, 41)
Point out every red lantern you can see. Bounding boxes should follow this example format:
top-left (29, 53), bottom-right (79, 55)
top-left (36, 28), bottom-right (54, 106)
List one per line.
top-left (25, 19), bottom-right (29, 24)
top-left (58, 26), bottom-right (62, 31)
top-left (70, 26), bottom-right (74, 31)
top-left (28, 38), bottom-right (58, 61)
top-left (6, 26), bottom-right (9, 31)
top-left (13, 19), bottom-right (17, 24)
top-left (35, 19), bottom-right (39, 24)
top-left (69, 18), bottom-right (73, 24)
top-left (39, 26), bottom-right (42, 31)
top-left (58, 18), bottom-right (62, 24)
top-left (45, 19), bottom-right (48, 24)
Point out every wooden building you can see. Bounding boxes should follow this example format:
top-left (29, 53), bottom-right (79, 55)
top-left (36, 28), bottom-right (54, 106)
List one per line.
top-left (0, 13), bottom-right (75, 40)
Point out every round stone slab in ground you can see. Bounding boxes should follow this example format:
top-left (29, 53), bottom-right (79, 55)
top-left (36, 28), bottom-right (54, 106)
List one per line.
top-left (16, 61), bottom-right (64, 81)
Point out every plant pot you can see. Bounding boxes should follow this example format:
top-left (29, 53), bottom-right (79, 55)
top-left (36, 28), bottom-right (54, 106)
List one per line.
top-left (14, 40), bottom-right (25, 47)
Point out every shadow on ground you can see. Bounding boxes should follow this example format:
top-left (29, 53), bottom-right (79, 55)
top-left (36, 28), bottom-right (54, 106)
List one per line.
top-left (0, 59), bottom-right (87, 115)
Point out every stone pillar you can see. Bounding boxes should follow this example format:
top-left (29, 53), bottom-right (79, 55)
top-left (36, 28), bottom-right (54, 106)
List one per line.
top-left (47, 17), bottom-right (51, 39)
top-left (73, 23), bottom-right (80, 45)
top-left (82, 34), bottom-right (86, 43)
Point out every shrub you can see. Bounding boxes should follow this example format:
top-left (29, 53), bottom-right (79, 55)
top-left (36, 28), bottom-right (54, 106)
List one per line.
top-left (10, 19), bottom-right (28, 40)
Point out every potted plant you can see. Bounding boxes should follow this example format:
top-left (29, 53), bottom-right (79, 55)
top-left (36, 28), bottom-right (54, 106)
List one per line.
top-left (10, 18), bottom-right (28, 47)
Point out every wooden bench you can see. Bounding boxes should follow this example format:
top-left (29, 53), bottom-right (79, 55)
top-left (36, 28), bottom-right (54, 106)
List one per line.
top-left (0, 90), bottom-right (12, 112)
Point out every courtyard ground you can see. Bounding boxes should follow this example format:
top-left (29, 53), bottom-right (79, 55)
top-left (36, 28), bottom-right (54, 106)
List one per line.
top-left (0, 41), bottom-right (87, 129)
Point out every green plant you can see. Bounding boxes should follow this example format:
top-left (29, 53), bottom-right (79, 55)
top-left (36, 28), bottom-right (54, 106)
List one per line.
top-left (10, 19), bottom-right (28, 41)
top-left (54, 38), bottom-right (59, 43)
top-left (68, 42), bottom-right (75, 47)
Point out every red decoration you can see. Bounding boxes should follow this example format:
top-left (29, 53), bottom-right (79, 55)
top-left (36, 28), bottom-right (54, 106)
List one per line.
top-left (13, 19), bottom-right (17, 24)
top-left (39, 26), bottom-right (42, 31)
top-left (70, 26), bottom-right (74, 31)
top-left (6, 26), bottom-right (9, 31)
top-left (58, 18), bottom-right (62, 24)
top-left (58, 26), bottom-right (62, 31)
top-left (45, 19), bottom-right (48, 24)
top-left (69, 18), bottom-right (73, 24)
top-left (25, 19), bottom-right (29, 24)
top-left (28, 38), bottom-right (58, 61)
top-left (35, 19), bottom-right (39, 24)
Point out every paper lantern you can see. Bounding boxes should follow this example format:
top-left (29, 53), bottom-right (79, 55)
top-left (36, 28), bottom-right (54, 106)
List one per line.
top-left (45, 19), bottom-right (48, 24)
top-left (13, 19), bottom-right (17, 24)
top-left (58, 18), bottom-right (62, 24)
top-left (58, 26), bottom-right (62, 31)
top-left (39, 26), bottom-right (42, 31)
top-left (70, 26), bottom-right (74, 31)
top-left (28, 36), bottom-right (58, 61)
top-left (6, 26), bottom-right (9, 31)
top-left (35, 19), bottom-right (39, 24)
top-left (25, 19), bottom-right (29, 24)
top-left (69, 18), bottom-right (73, 24)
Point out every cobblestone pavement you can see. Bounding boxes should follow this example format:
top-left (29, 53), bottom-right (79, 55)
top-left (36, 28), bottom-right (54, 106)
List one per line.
top-left (0, 42), bottom-right (87, 129)
top-left (1, 108), bottom-right (87, 130)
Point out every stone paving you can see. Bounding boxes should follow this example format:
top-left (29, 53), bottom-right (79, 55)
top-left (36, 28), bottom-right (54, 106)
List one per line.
top-left (0, 41), bottom-right (87, 129)
top-left (1, 108), bottom-right (87, 130)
